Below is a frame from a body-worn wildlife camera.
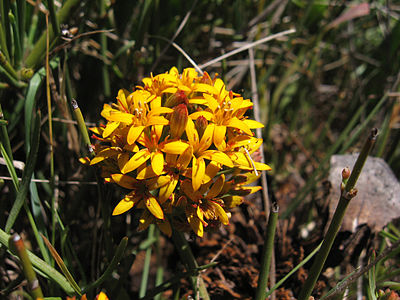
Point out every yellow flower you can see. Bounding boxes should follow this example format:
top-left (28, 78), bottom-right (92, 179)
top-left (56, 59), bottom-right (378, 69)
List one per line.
top-left (185, 118), bottom-right (233, 191)
top-left (101, 89), bottom-right (173, 145)
top-left (111, 174), bottom-right (165, 220)
top-left (181, 175), bottom-right (229, 237)
top-left (87, 67), bottom-right (271, 237)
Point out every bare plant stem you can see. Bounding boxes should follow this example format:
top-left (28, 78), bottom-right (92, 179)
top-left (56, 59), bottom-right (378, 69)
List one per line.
top-left (255, 203), bottom-right (279, 300)
top-left (172, 231), bottom-right (210, 300)
top-left (298, 128), bottom-right (378, 300)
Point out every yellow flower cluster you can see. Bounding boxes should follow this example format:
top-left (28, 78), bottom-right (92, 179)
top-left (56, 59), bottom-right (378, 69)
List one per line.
top-left (89, 67), bottom-right (271, 237)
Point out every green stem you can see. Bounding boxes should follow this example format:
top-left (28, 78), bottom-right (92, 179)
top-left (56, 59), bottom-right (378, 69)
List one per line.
top-left (0, 50), bottom-right (19, 79)
top-left (139, 225), bottom-right (155, 298)
top-left (171, 230), bottom-right (210, 300)
top-left (71, 99), bottom-right (94, 157)
top-left (10, 234), bottom-right (44, 299)
top-left (24, 0), bottom-right (80, 69)
top-left (255, 203), bottom-right (279, 300)
top-left (0, 103), bottom-right (13, 162)
top-left (99, 0), bottom-right (110, 97)
top-left (298, 128), bottom-right (378, 300)
top-left (47, 0), bottom-right (60, 37)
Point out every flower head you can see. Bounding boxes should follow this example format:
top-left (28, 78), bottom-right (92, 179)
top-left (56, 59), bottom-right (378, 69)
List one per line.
top-left (88, 67), bottom-right (271, 237)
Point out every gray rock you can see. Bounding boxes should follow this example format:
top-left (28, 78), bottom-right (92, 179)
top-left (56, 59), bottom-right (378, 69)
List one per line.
top-left (329, 154), bottom-right (400, 232)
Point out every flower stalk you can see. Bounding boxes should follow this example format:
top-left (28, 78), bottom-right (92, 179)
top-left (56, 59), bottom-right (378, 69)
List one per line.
top-left (172, 230), bottom-right (210, 300)
top-left (298, 128), bottom-right (378, 300)
top-left (255, 202), bottom-right (279, 300)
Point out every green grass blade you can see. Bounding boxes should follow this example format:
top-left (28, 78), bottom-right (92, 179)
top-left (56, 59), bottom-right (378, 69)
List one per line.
top-left (41, 234), bottom-right (82, 296)
top-left (265, 242), bottom-right (322, 298)
top-left (0, 142), bottom-right (19, 191)
top-left (140, 225), bottom-right (155, 298)
top-left (82, 236), bottom-right (128, 293)
top-left (5, 111), bottom-right (41, 233)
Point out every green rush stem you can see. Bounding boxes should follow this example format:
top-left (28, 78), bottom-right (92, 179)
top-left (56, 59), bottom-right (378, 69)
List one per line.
top-left (0, 50), bottom-right (19, 80)
top-left (0, 21), bottom-right (10, 61)
top-left (25, 0), bottom-right (80, 69)
top-left (10, 234), bottom-right (44, 299)
top-left (10, 2), bottom-right (22, 66)
top-left (171, 230), bottom-right (210, 300)
top-left (154, 229), bottom-right (164, 300)
top-left (99, 0), bottom-right (110, 96)
top-left (0, 103), bottom-right (13, 162)
top-left (47, 0), bottom-right (60, 37)
top-left (45, 16), bottom-right (56, 247)
top-left (255, 203), bottom-right (279, 300)
top-left (139, 225), bottom-right (155, 298)
top-left (71, 99), bottom-right (94, 157)
top-left (0, 0), bottom-right (11, 60)
top-left (298, 128), bottom-right (378, 300)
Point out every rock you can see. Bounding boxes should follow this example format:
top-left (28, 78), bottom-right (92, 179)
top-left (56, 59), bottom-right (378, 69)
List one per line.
top-left (328, 154), bottom-right (400, 232)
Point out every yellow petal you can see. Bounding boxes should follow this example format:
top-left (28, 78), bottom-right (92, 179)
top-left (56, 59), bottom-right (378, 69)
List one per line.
top-left (176, 146), bottom-right (193, 170)
top-left (136, 165), bottom-right (157, 179)
top-left (105, 111), bottom-right (134, 124)
top-left (118, 153), bottom-right (130, 173)
top-left (193, 83), bottom-right (218, 94)
top-left (202, 161), bottom-right (220, 184)
top-left (192, 157), bottom-right (205, 191)
top-left (209, 201), bottom-right (229, 225)
top-left (151, 151), bottom-right (164, 175)
top-left (102, 121), bottom-right (120, 138)
top-left (127, 125), bottom-right (145, 144)
top-left (159, 175), bottom-right (178, 203)
top-left (213, 125), bottom-right (226, 148)
top-left (111, 174), bottom-right (138, 189)
top-left (243, 119), bottom-right (264, 129)
top-left (189, 111), bottom-right (213, 121)
top-left (89, 126), bottom-right (104, 135)
top-left (121, 149), bottom-right (150, 174)
top-left (146, 196), bottom-right (164, 219)
top-left (224, 195), bottom-right (243, 208)
top-left (203, 94), bottom-right (219, 112)
top-left (202, 151), bottom-right (233, 168)
top-left (185, 118), bottom-right (199, 146)
top-left (227, 117), bottom-right (252, 135)
top-left (187, 213), bottom-right (203, 237)
top-left (147, 116), bottom-right (169, 126)
top-left (148, 106), bottom-right (174, 116)
top-left (97, 292), bottom-right (109, 300)
top-left (161, 140), bottom-right (189, 155)
top-left (112, 197), bottom-right (135, 215)
top-left (90, 148), bottom-right (120, 165)
top-left (198, 124), bottom-right (214, 152)
top-left (117, 89), bottom-right (129, 111)
top-left (206, 174), bottom-right (225, 199)
top-left (254, 162), bottom-right (272, 171)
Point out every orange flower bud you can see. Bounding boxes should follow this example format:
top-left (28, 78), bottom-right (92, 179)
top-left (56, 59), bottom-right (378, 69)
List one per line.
top-left (195, 116), bottom-right (208, 139)
top-left (342, 167), bottom-right (351, 180)
top-left (170, 104), bottom-right (188, 138)
top-left (165, 90), bottom-right (188, 107)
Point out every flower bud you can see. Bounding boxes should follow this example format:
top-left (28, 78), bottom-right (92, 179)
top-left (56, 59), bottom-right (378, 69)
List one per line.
top-left (170, 104), bottom-right (188, 138)
top-left (165, 90), bottom-right (188, 107)
top-left (342, 167), bottom-right (351, 180)
top-left (195, 116), bottom-right (208, 139)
